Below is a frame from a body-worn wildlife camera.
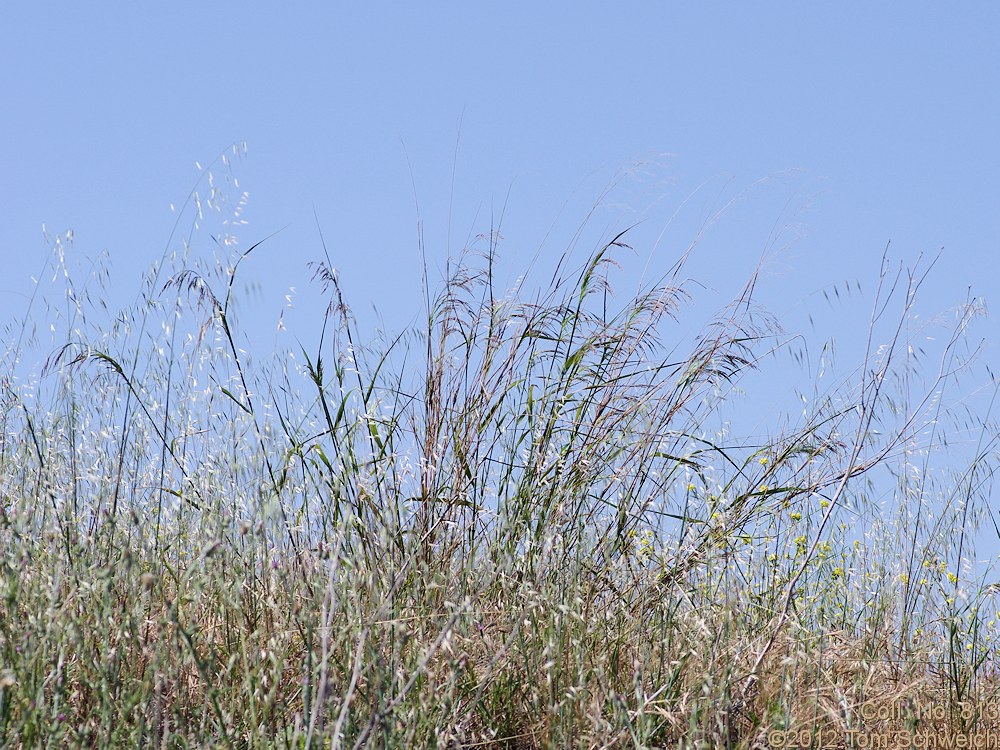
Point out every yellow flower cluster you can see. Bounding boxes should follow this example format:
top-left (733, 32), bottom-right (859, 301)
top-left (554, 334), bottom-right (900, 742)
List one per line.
top-left (627, 528), bottom-right (656, 559)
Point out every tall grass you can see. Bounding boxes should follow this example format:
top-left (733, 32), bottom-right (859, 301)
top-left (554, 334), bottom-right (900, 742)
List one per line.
top-left (1, 161), bottom-right (998, 747)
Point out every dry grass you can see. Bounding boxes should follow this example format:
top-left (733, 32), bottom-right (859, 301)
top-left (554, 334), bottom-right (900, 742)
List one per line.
top-left (1, 154), bottom-right (999, 747)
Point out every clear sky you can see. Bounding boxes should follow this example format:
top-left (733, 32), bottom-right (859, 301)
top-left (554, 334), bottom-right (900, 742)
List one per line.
top-left (3, 4), bottom-right (997, 326)
top-left (2, 6), bottom-right (999, 550)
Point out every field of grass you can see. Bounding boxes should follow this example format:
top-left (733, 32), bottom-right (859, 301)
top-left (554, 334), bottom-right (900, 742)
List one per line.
top-left (2, 171), bottom-right (999, 747)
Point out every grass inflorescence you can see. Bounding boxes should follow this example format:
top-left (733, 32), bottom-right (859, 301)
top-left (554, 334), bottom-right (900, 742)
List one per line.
top-left (2, 161), bottom-right (999, 748)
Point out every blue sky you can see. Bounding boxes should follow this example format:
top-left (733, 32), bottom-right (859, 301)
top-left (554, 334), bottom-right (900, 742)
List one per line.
top-left (2, 6), bottom-right (999, 549)
top-left (3, 5), bottom-right (997, 333)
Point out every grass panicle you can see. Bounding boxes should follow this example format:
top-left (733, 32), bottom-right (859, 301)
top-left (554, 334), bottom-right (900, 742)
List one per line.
top-left (1, 164), bottom-right (998, 747)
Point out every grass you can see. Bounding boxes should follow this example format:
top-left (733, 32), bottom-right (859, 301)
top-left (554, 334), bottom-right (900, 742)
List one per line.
top-left (2, 157), bottom-right (999, 747)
